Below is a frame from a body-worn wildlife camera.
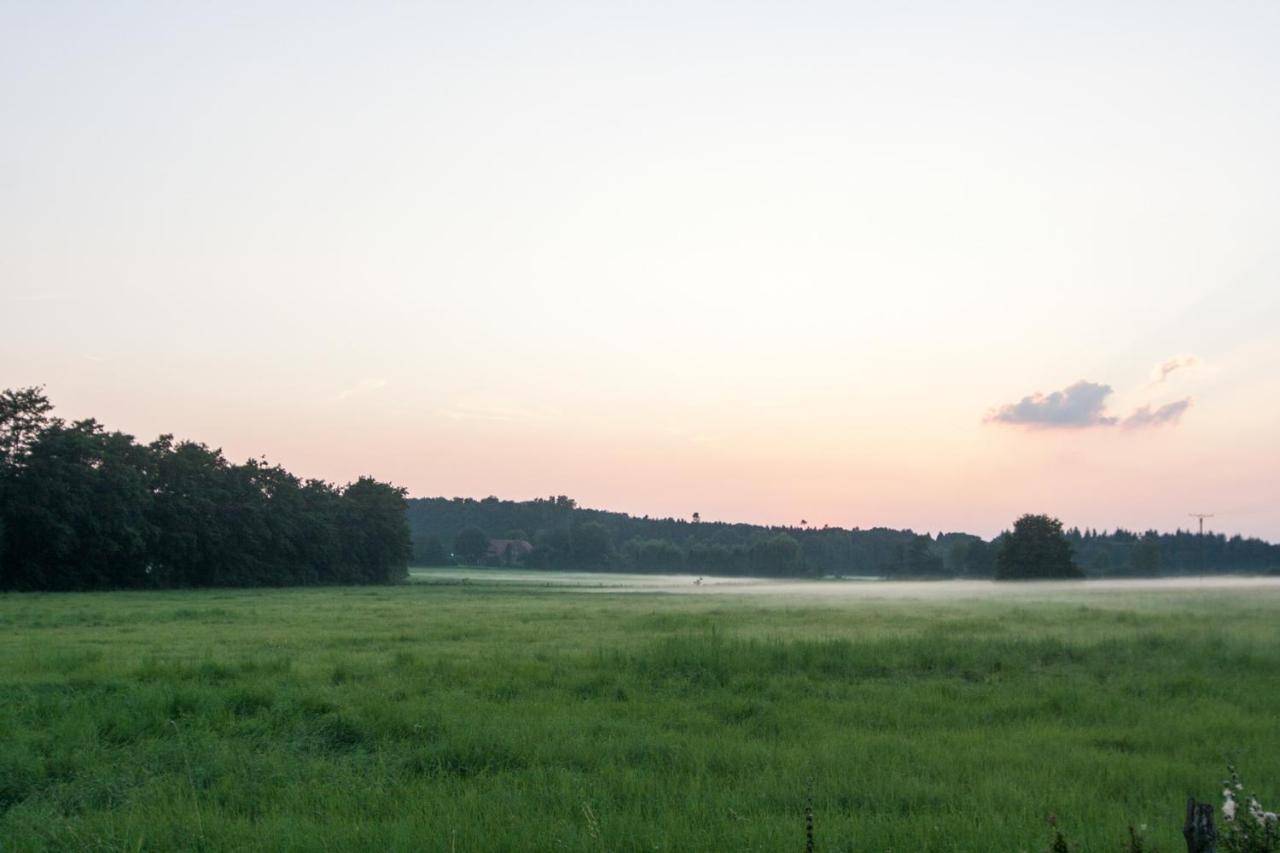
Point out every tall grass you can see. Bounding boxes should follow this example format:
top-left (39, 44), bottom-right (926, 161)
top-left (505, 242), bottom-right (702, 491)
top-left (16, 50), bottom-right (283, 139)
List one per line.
top-left (1, 582), bottom-right (1278, 850)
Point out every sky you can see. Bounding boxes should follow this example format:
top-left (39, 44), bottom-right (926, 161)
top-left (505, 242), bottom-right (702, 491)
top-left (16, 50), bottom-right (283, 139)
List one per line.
top-left (3, 2), bottom-right (1279, 539)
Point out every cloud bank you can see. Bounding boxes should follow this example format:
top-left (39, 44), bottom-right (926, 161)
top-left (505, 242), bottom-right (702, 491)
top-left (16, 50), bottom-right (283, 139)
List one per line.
top-left (987, 380), bottom-right (1191, 431)
top-left (985, 381), bottom-right (1118, 428)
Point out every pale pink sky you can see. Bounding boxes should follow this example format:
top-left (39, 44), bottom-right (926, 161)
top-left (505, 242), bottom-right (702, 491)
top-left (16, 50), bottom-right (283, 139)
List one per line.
top-left (3, 3), bottom-right (1279, 539)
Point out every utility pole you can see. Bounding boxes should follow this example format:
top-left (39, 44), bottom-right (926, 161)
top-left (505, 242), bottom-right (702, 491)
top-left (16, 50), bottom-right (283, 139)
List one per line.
top-left (1189, 513), bottom-right (1214, 580)
top-left (1189, 513), bottom-right (1213, 537)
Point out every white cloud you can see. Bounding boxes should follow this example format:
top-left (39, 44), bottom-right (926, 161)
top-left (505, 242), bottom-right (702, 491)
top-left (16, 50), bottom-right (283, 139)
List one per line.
top-left (988, 380), bottom-right (1193, 431)
top-left (1122, 398), bottom-right (1192, 429)
top-left (1151, 355), bottom-right (1199, 384)
top-left (985, 381), bottom-right (1117, 428)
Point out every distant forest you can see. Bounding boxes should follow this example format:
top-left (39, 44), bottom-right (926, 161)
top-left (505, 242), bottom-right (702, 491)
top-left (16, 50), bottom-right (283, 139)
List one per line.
top-left (408, 495), bottom-right (1280, 578)
top-left (4, 386), bottom-right (1276, 589)
top-left (0, 388), bottom-right (410, 591)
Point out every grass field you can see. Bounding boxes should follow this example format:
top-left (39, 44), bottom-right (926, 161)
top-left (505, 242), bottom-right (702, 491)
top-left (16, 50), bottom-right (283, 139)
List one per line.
top-left (3, 572), bottom-right (1280, 851)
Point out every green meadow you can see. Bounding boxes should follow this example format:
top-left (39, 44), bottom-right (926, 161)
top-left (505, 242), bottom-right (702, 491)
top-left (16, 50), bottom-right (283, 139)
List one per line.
top-left (2, 574), bottom-right (1279, 851)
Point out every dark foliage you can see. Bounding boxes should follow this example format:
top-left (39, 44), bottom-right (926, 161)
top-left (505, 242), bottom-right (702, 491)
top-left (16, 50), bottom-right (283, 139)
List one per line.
top-left (414, 534), bottom-right (452, 566)
top-left (622, 538), bottom-right (685, 572)
top-left (452, 527), bottom-right (490, 565)
top-left (1065, 525), bottom-right (1279, 576)
top-left (0, 388), bottom-right (410, 590)
top-left (409, 497), bottom-right (1280, 579)
top-left (995, 514), bottom-right (1084, 580)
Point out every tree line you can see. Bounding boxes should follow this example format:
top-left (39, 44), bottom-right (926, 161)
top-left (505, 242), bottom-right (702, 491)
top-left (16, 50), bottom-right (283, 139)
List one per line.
top-left (4, 385), bottom-right (1274, 587)
top-left (407, 496), bottom-right (1280, 578)
top-left (0, 388), bottom-right (410, 591)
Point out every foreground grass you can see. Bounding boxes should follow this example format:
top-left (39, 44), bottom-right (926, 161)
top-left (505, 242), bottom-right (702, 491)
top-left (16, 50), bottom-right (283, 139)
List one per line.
top-left (2, 578), bottom-right (1279, 851)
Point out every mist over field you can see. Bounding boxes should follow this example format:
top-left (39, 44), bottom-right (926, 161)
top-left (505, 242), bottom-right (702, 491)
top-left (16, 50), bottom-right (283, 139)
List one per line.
top-left (413, 568), bottom-right (1280, 600)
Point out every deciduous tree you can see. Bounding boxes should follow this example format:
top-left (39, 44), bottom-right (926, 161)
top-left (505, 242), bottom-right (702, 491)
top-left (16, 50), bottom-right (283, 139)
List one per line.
top-left (995, 514), bottom-right (1082, 580)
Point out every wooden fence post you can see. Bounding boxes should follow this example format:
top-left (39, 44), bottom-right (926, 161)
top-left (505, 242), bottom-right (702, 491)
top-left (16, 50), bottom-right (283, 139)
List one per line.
top-left (1183, 798), bottom-right (1217, 853)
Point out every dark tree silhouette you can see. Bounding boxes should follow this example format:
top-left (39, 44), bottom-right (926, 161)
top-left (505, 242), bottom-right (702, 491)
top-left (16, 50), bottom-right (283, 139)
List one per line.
top-left (453, 527), bottom-right (490, 565)
top-left (748, 533), bottom-right (801, 576)
top-left (623, 538), bottom-right (685, 572)
top-left (415, 534), bottom-right (452, 566)
top-left (0, 388), bottom-right (410, 590)
top-left (405, 496), bottom-right (1280, 578)
top-left (995, 514), bottom-right (1083, 580)
top-left (0, 386), bottom-right (54, 469)
top-left (569, 521), bottom-right (613, 568)
top-left (1129, 531), bottom-right (1161, 575)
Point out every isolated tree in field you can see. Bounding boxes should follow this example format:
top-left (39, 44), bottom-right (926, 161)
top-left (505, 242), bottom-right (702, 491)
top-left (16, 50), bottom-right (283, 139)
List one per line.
top-left (994, 514), bottom-right (1083, 580)
top-left (453, 527), bottom-right (490, 564)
